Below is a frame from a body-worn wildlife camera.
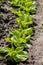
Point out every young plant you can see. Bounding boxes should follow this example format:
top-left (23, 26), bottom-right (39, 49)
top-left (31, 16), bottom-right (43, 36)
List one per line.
top-left (10, 0), bottom-right (36, 14)
top-left (16, 12), bottom-right (33, 28)
top-left (5, 28), bottom-right (33, 48)
top-left (0, 46), bottom-right (28, 62)
top-left (12, 10), bottom-right (33, 28)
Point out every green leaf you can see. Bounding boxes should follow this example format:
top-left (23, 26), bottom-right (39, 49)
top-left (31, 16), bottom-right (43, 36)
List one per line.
top-left (14, 51), bottom-right (28, 62)
top-left (3, 47), bottom-right (28, 62)
top-left (23, 28), bottom-right (33, 36)
top-left (25, 35), bottom-right (31, 41)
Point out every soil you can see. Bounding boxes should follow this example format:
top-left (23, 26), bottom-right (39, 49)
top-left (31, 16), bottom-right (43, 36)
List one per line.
top-left (0, 0), bottom-right (43, 65)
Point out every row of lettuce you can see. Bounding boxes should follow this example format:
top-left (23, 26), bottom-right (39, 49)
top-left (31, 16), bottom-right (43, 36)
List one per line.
top-left (0, 0), bottom-right (36, 62)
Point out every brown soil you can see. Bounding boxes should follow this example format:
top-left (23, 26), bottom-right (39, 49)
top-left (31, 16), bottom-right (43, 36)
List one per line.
top-left (0, 0), bottom-right (43, 65)
top-left (28, 0), bottom-right (43, 65)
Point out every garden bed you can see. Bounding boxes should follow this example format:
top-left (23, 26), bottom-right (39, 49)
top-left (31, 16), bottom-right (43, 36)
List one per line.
top-left (0, 0), bottom-right (43, 65)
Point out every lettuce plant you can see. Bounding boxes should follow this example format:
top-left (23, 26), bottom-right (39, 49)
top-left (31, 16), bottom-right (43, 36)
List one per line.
top-left (5, 28), bottom-right (33, 48)
top-left (12, 10), bottom-right (33, 28)
top-left (0, 46), bottom-right (28, 62)
top-left (16, 12), bottom-right (32, 28)
top-left (10, 0), bottom-right (36, 13)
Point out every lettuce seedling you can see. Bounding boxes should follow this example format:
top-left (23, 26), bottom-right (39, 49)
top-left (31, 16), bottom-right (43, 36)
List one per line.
top-left (0, 46), bottom-right (28, 62)
top-left (10, 0), bottom-right (36, 14)
top-left (12, 10), bottom-right (33, 28)
top-left (16, 12), bottom-right (33, 28)
top-left (5, 28), bottom-right (32, 48)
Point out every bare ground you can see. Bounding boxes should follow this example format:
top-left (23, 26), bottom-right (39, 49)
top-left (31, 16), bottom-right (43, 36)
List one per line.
top-left (28, 0), bottom-right (43, 65)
